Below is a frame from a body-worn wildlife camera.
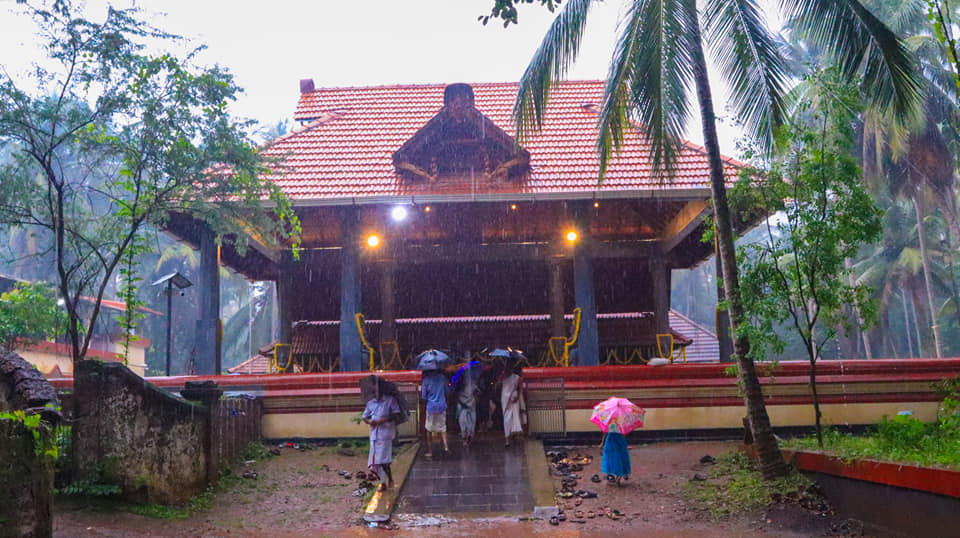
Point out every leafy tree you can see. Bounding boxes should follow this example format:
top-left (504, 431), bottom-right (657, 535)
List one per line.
top-left (0, 281), bottom-right (66, 349)
top-left (0, 1), bottom-right (299, 365)
top-left (735, 72), bottom-right (883, 446)
top-left (485, 0), bottom-right (919, 478)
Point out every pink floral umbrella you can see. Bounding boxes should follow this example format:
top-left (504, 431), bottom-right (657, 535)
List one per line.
top-left (590, 396), bottom-right (646, 434)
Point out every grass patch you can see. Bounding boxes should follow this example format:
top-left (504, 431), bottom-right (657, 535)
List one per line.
top-left (684, 452), bottom-right (813, 519)
top-left (238, 441), bottom-right (274, 462)
top-left (783, 412), bottom-right (960, 469)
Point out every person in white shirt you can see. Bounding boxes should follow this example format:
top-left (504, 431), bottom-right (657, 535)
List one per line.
top-left (362, 379), bottom-right (402, 491)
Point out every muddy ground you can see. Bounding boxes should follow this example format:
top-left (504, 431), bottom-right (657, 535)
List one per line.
top-left (54, 440), bottom-right (863, 537)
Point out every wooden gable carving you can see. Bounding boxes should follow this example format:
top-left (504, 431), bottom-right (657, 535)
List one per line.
top-left (392, 83), bottom-right (530, 182)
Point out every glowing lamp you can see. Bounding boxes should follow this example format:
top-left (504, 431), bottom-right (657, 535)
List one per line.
top-left (566, 230), bottom-right (578, 242)
top-left (391, 205), bottom-right (408, 222)
top-left (366, 234), bottom-right (381, 248)
top-left (510, 203), bottom-right (517, 211)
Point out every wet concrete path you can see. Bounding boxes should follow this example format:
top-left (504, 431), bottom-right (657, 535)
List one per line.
top-left (395, 435), bottom-right (535, 514)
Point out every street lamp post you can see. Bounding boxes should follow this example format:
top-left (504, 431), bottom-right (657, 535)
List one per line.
top-left (152, 272), bottom-right (192, 376)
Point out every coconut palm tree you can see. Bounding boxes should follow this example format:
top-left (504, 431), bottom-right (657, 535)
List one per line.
top-left (496, 0), bottom-right (920, 479)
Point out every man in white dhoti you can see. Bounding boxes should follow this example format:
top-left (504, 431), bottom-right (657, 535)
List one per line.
top-left (362, 383), bottom-right (401, 491)
top-left (500, 365), bottom-right (525, 447)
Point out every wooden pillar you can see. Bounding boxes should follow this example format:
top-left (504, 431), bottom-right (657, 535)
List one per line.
top-left (573, 206), bottom-right (599, 366)
top-left (649, 255), bottom-right (671, 336)
top-left (548, 259), bottom-right (566, 338)
top-left (339, 208), bottom-right (363, 371)
top-left (381, 263), bottom-right (396, 344)
top-left (196, 223), bottom-right (221, 375)
top-left (715, 250), bottom-right (734, 362)
top-left (275, 260), bottom-right (294, 345)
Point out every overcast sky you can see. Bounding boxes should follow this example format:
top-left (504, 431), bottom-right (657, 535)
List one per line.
top-left (0, 0), bottom-right (782, 155)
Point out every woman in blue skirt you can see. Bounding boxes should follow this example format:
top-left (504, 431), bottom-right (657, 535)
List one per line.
top-left (600, 423), bottom-right (631, 485)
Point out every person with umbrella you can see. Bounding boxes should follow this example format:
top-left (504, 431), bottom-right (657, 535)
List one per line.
top-left (360, 375), bottom-right (403, 491)
top-left (417, 350), bottom-right (451, 457)
top-left (590, 397), bottom-right (646, 485)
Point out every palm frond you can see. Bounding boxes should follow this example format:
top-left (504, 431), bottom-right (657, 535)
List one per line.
top-left (513, 0), bottom-right (595, 143)
top-left (598, 0), bottom-right (695, 179)
top-left (705, 0), bottom-right (788, 154)
top-left (784, 0), bottom-right (922, 121)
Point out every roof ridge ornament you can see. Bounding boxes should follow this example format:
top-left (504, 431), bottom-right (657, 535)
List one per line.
top-left (392, 83), bottom-right (530, 183)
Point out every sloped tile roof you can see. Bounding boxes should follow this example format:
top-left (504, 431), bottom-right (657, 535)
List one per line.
top-left (262, 81), bottom-right (740, 202)
top-left (668, 310), bottom-right (719, 363)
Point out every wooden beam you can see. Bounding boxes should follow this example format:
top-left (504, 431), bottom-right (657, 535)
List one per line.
top-left (659, 199), bottom-right (709, 252)
top-left (356, 240), bottom-right (657, 265)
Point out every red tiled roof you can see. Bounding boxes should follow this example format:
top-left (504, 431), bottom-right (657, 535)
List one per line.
top-left (668, 310), bottom-right (719, 363)
top-left (263, 81), bottom-right (740, 202)
top-left (228, 354), bottom-right (273, 375)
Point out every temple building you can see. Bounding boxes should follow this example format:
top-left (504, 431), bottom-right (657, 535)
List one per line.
top-left (168, 81), bottom-right (740, 373)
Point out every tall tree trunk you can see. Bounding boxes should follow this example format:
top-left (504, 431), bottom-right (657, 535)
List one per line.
top-left (913, 196), bottom-right (944, 357)
top-left (911, 285), bottom-right (926, 355)
top-left (901, 289), bottom-right (914, 357)
top-left (845, 257), bottom-right (872, 358)
top-left (686, 2), bottom-right (786, 479)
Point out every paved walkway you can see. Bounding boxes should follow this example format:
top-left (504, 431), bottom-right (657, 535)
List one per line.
top-left (396, 435), bottom-right (535, 514)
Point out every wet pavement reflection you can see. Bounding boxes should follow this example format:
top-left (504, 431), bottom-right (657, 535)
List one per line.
top-left (396, 436), bottom-right (535, 514)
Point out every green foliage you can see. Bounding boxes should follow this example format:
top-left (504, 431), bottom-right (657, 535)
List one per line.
top-left (115, 232), bottom-right (148, 365)
top-left (58, 478), bottom-right (122, 497)
top-left (0, 0), bottom-right (300, 363)
top-left (480, 0), bottom-right (563, 26)
top-left (0, 281), bottom-right (67, 349)
top-left (784, 412), bottom-right (960, 468)
top-left (736, 69), bottom-right (883, 367)
top-left (932, 375), bottom-right (960, 401)
top-left (684, 452), bottom-right (813, 519)
top-left (238, 442), bottom-right (273, 462)
top-left (59, 455), bottom-right (121, 497)
top-left (0, 409), bottom-right (58, 461)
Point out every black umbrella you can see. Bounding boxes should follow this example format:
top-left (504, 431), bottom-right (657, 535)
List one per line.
top-left (360, 374), bottom-right (400, 403)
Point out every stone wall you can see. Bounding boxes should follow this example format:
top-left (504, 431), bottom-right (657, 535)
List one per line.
top-left (72, 361), bottom-right (208, 504)
top-left (0, 348), bottom-right (59, 538)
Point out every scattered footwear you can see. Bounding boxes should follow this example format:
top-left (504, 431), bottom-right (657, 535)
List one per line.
top-left (557, 512), bottom-right (567, 522)
top-left (577, 490), bottom-right (597, 499)
top-left (590, 474), bottom-right (601, 483)
top-left (242, 470), bottom-right (257, 479)
top-left (549, 516), bottom-right (560, 526)
top-left (355, 471), bottom-right (367, 480)
top-left (586, 511), bottom-right (596, 519)
top-left (575, 510), bottom-right (585, 519)
top-left (574, 497), bottom-right (583, 507)
top-left (351, 488), bottom-right (368, 497)
top-left (700, 454), bottom-right (716, 464)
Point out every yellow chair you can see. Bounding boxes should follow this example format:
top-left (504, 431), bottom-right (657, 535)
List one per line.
top-left (656, 333), bottom-right (687, 364)
top-left (356, 313), bottom-right (376, 371)
top-left (272, 343), bottom-right (293, 373)
top-left (545, 307), bottom-right (582, 367)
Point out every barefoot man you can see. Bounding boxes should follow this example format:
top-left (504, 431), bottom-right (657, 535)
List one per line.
top-left (362, 377), bottom-right (401, 491)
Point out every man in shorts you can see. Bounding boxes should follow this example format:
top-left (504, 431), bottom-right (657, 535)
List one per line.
top-left (421, 369), bottom-right (450, 457)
